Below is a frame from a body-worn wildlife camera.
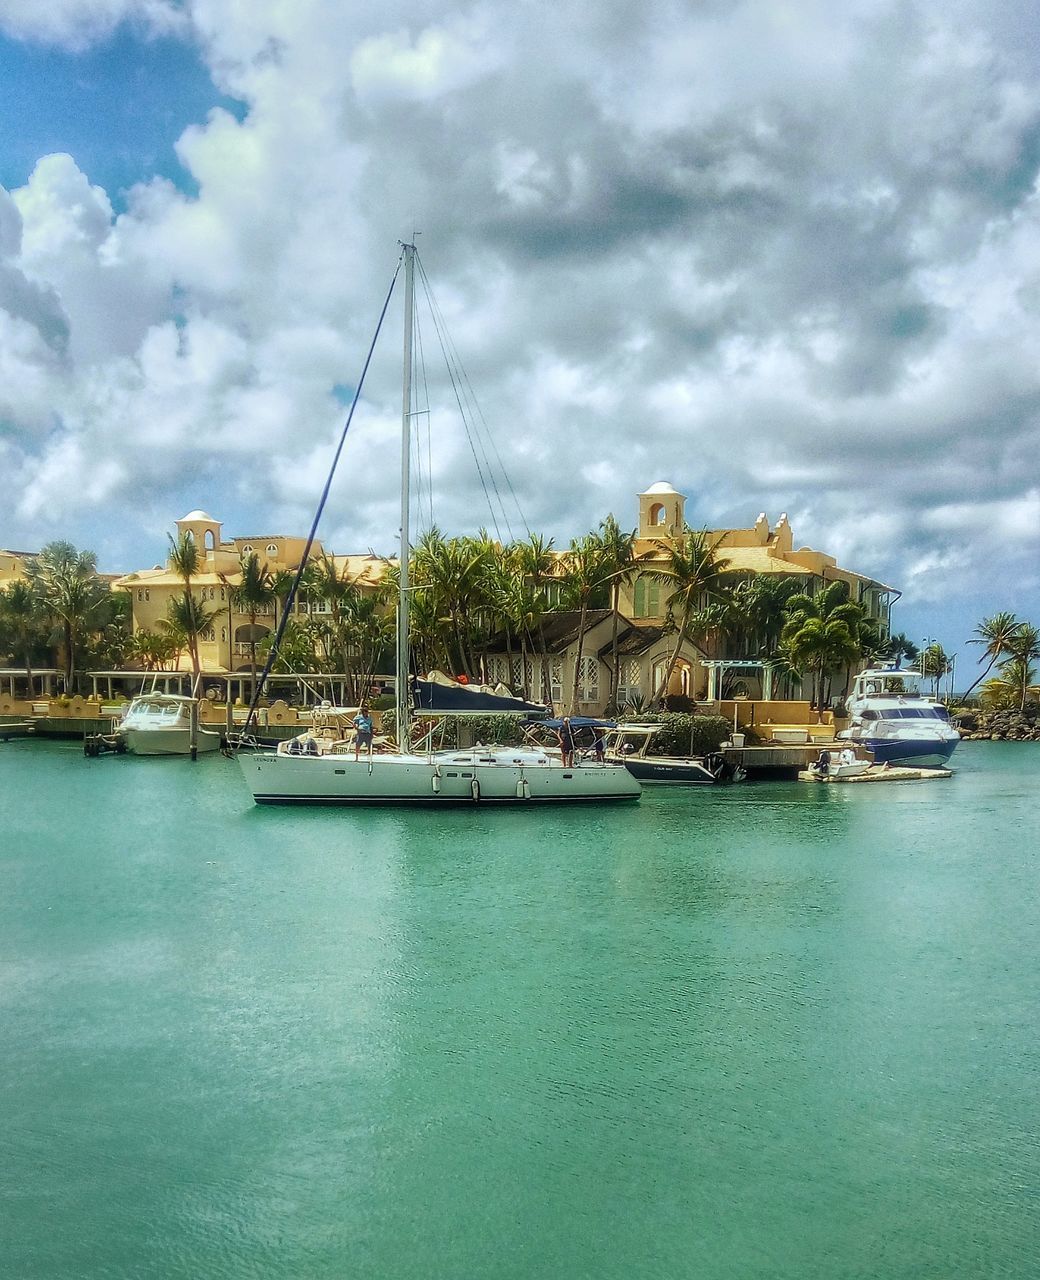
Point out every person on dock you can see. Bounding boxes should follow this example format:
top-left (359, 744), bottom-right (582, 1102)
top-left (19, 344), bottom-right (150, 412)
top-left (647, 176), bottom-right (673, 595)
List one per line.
top-left (812, 748), bottom-right (831, 777)
top-left (353, 705), bottom-right (374, 761)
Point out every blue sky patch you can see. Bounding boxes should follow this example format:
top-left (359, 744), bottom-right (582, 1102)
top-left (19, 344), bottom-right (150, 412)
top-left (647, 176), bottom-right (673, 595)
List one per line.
top-left (0, 27), bottom-right (245, 204)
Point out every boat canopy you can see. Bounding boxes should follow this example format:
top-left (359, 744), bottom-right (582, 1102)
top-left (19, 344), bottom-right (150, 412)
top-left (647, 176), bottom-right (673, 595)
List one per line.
top-left (535, 717), bottom-right (617, 730)
top-left (412, 673), bottom-right (551, 717)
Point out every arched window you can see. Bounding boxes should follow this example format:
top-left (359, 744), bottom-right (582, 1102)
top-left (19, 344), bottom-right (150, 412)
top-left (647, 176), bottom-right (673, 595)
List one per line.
top-left (266, 543), bottom-right (278, 556)
top-left (649, 502), bottom-right (666, 526)
top-left (242, 544), bottom-right (254, 554)
top-left (204, 530), bottom-right (215, 551)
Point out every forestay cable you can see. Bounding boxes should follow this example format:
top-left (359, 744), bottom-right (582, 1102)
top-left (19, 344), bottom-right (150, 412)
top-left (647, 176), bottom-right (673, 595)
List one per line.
top-left (241, 253), bottom-right (403, 737)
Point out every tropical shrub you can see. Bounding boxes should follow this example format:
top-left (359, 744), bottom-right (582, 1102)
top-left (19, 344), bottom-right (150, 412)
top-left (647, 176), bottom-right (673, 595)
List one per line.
top-left (617, 712), bottom-right (731, 755)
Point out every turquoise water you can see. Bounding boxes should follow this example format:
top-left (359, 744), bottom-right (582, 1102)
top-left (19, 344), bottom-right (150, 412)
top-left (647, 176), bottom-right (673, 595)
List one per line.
top-left (1, 740), bottom-right (1037, 1278)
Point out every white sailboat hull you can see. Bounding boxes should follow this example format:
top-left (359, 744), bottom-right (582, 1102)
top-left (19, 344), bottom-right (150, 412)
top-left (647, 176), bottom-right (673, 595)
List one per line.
top-left (237, 750), bottom-right (641, 805)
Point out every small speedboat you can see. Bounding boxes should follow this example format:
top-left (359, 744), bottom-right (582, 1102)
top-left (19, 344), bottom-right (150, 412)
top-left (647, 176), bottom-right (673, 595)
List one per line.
top-left (117, 693), bottom-right (222, 756)
top-left (837, 668), bottom-right (959, 768)
top-left (808, 751), bottom-right (871, 780)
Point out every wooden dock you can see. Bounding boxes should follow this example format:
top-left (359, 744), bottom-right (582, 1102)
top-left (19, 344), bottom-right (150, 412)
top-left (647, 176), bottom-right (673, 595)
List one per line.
top-left (723, 744), bottom-right (832, 780)
top-left (0, 720), bottom-right (36, 741)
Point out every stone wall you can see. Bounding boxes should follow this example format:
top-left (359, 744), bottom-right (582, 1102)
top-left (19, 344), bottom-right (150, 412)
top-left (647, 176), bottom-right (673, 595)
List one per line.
top-left (956, 708), bottom-right (1040, 741)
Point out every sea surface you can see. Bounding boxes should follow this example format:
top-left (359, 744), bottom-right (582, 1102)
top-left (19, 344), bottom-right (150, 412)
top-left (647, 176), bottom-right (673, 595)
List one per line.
top-left (1, 739), bottom-right (1037, 1279)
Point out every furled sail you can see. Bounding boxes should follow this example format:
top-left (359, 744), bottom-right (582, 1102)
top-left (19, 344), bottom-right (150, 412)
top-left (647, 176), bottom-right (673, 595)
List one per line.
top-left (412, 672), bottom-right (551, 717)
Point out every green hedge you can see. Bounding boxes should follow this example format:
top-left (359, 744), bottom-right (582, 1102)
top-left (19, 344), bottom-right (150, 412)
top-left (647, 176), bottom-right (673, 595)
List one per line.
top-left (616, 712), bottom-right (732, 755)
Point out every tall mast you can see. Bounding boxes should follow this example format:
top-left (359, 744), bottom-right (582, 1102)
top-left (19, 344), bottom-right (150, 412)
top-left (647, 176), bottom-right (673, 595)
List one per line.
top-left (396, 241), bottom-right (416, 750)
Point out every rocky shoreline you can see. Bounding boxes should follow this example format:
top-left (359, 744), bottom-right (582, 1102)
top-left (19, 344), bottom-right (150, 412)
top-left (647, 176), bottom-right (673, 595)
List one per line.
top-left (955, 708), bottom-right (1040, 741)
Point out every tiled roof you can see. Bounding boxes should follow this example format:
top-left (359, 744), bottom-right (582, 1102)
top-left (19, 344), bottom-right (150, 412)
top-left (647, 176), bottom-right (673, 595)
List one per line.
top-left (597, 624), bottom-right (671, 658)
top-left (488, 609), bottom-right (614, 654)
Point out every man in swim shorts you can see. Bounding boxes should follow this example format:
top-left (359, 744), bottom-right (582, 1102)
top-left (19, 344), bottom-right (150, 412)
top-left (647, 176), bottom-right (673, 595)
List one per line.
top-left (353, 705), bottom-right (374, 760)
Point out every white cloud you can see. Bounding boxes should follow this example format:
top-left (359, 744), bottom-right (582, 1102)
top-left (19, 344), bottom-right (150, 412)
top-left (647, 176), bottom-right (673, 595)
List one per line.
top-left (3, 0), bottom-right (1040, 646)
top-left (0, 0), bottom-right (184, 49)
top-left (350, 14), bottom-right (501, 105)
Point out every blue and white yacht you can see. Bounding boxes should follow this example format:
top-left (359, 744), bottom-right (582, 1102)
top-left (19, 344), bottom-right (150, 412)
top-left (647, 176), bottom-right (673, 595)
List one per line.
top-left (837, 667), bottom-right (959, 768)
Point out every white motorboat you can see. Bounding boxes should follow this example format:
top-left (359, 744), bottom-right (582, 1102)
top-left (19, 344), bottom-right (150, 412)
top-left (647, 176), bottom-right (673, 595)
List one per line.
top-left (837, 667), bottom-right (959, 768)
top-left (600, 722), bottom-right (745, 784)
top-left (806, 748), bottom-right (871, 780)
top-left (236, 243), bottom-right (639, 806)
top-left (117, 693), bottom-right (222, 756)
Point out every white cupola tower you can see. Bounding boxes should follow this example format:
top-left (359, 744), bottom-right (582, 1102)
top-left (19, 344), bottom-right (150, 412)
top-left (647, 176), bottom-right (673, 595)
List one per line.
top-left (174, 509), bottom-right (222, 562)
top-left (638, 482), bottom-right (685, 538)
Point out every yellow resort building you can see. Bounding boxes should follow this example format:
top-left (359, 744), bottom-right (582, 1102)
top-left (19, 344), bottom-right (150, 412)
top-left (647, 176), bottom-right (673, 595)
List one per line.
top-left (5, 484), bottom-right (894, 718)
top-left (0, 548), bottom-right (34, 589)
top-left (113, 510), bottom-right (384, 698)
top-left (623, 481), bottom-right (893, 701)
top-left (484, 482), bottom-right (895, 715)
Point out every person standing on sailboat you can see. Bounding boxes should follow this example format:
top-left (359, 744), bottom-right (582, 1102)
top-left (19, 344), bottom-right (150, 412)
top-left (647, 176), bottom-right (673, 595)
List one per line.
top-left (558, 717), bottom-right (576, 768)
top-left (353, 706), bottom-right (374, 761)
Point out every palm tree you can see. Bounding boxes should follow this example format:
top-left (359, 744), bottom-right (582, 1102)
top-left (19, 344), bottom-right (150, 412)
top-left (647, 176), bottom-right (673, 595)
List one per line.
top-left (167, 530), bottom-right (201, 588)
top-left (642, 530), bottom-right (733, 704)
top-left (728, 573), bottom-right (804, 659)
top-left (919, 642), bottom-right (952, 699)
top-left (163, 595), bottom-right (219, 685)
top-left (598, 514), bottom-right (638, 709)
top-left (485, 547), bottom-right (539, 697)
top-left (885, 632), bottom-right (919, 669)
top-left (411, 530), bottom-right (500, 677)
top-left (343, 589), bottom-right (395, 703)
top-left (515, 533), bottom-right (556, 701)
top-left (259, 619), bottom-right (319, 678)
top-left (979, 658), bottom-right (1040, 710)
top-left (1002, 623), bottom-right (1040, 710)
top-left (308, 553), bottom-right (361, 679)
top-left (166, 531), bottom-right (211, 691)
top-left (231, 552), bottom-right (278, 699)
top-left (129, 628), bottom-right (181, 671)
top-left (780, 581), bottom-right (869, 707)
top-left (26, 542), bottom-right (111, 692)
top-left (962, 612), bottom-right (1023, 698)
top-left (561, 533), bottom-right (610, 713)
top-left (0, 580), bottom-right (43, 695)
top-left (782, 615), bottom-right (861, 708)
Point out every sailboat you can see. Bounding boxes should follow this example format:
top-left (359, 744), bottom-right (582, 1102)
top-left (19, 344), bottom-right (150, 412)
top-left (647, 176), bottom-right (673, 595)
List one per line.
top-left (235, 243), bottom-right (640, 805)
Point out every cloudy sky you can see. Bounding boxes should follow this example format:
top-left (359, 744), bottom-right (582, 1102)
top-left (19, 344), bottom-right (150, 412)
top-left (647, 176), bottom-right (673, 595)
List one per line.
top-left (2, 0), bottom-right (1039, 669)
